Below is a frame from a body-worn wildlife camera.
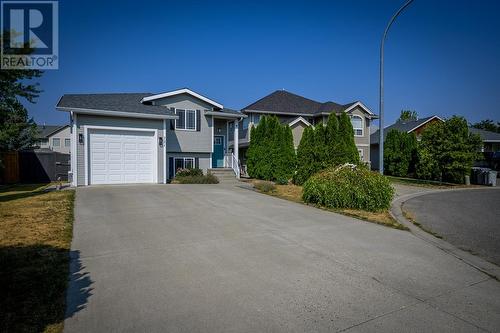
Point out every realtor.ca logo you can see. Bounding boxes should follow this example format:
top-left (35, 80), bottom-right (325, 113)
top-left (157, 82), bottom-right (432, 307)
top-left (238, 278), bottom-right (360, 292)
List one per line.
top-left (1, 1), bottom-right (58, 69)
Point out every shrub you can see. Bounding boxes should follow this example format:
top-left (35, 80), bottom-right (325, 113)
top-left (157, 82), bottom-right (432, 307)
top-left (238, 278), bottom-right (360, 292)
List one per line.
top-left (302, 164), bottom-right (394, 211)
top-left (383, 129), bottom-right (418, 177)
top-left (175, 168), bottom-right (203, 177)
top-left (254, 180), bottom-right (276, 193)
top-left (173, 173), bottom-right (219, 184)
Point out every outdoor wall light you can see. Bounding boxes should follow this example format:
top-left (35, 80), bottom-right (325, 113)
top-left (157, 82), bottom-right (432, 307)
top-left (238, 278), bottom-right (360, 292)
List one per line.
top-left (158, 137), bottom-right (164, 147)
top-left (78, 133), bottom-right (84, 144)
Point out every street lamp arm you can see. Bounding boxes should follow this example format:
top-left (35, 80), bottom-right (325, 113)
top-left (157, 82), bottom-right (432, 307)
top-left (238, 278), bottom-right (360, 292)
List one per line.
top-left (378, 0), bottom-right (414, 174)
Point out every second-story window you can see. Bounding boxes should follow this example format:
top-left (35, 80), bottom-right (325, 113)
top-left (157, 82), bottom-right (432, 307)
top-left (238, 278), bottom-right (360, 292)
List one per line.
top-left (176, 109), bottom-right (196, 130)
top-left (351, 115), bottom-right (363, 136)
top-left (52, 138), bottom-right (60, 147)
top-left (242, 117), bottom-right (249, 130)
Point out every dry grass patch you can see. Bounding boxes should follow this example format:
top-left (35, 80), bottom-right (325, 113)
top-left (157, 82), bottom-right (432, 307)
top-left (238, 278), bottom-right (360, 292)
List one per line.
top-left (250, 180), bottom-right (407, 230)
top-left (0, 184), bottom-right (75, 333)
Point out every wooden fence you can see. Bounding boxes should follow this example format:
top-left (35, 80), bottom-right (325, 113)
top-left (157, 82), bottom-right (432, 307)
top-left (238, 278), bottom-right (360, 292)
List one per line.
top-left (0, 151), bottom-right (20, 184)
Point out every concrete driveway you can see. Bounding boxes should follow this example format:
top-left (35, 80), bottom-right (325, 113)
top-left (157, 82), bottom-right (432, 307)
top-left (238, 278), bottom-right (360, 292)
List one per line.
top-left (403, 189), bottom-right (500, 266)
top-left (65, 184), bottom-right (500, 332)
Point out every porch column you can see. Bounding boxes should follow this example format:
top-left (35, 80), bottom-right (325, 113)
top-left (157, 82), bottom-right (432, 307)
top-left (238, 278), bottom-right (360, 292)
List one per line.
top-left (234, 119), bottom-right (239, 178)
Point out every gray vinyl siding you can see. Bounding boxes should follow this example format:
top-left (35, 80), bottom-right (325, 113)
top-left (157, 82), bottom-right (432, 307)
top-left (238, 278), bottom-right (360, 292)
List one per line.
top-left (75, 114), bottom-right (165, 186)
top-left (153, 94), bottom-right (213, 153)
top-left (167, 152), bottom-right (211, 179)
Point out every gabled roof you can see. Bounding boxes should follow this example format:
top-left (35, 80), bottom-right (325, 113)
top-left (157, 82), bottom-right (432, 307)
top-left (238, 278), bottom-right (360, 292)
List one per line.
top-left (141, 88), bottom-right (224, 109)
top-left (36, 124), bottom-right (69, 138)
top-left (469, 127), bottom-right (500, 142)
top-left (370, 115), bottom-right (443, 144)
top-left (241, 90), bottom-right (375, 117)
top-left (287, 116), bottom-right (312, 127)
top-left (57, 93), bottom-right (177, 119)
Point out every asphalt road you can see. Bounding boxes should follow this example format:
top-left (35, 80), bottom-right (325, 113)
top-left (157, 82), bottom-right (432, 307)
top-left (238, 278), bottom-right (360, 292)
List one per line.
top-left (65, 184), bottom-right (500, 332)
top-left (404, 188), bottom-right (500, 266)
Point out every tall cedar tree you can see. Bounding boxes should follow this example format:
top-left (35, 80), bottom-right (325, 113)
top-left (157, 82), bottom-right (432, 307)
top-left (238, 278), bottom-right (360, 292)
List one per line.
top-left (294, 126), bottom-right (316, 185)
top-left (337, 113), bottom-right (360, 165)
top-left (294, 113), bottom-right (360, 184)
top-left (325, 113), bottom-right (340, 166)
top-left (246, 115), bottom-right (295, 182)
top-left (416, 116), bottom-right (482, 183)
top-left (383, 129), bottom-right (418, 177)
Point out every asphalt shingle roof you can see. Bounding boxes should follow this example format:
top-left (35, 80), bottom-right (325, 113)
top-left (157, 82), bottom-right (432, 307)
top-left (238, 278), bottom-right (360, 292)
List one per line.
top-left (241, 90), bottom-right (357, 116)
top-left (370, 116), bottom-right (440, 144)
top-left (36, 124), bottom-right (68, 138)
top-left (57, 93), bottom-right (176, 116)
top-left (469, 127), bottom-right (500, 142)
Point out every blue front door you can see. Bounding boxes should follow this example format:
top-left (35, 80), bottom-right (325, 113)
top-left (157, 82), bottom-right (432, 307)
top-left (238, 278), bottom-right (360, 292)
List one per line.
top-left (212, 135), bottom-right (224, 168)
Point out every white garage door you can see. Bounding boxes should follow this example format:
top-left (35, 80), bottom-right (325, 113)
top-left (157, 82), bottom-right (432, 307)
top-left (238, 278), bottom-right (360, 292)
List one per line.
top-left (89, 129), bottom-right (156, 185)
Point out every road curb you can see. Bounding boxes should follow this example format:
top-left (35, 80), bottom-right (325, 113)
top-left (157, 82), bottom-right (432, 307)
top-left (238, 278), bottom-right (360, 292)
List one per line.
top-left (390, 187), bottom-right (500, 280)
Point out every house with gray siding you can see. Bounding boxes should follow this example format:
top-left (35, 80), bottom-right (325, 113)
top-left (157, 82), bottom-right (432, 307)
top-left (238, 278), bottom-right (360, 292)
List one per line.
top-left (229, 90), bottom-right (377, 166)
top-left (57, 88), bottom-right (245, 186)
top-left (35, 124), bottom-right (71, 154)
top-left (57, 88), bottom-right (375, 186)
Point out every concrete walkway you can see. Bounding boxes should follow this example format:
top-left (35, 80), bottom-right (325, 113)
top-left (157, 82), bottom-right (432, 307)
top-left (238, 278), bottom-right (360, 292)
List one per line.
top-left (65, 184), bottom-right (500, 332)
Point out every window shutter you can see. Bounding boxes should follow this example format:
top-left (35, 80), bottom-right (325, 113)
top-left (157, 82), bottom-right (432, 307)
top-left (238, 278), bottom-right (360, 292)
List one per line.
top-left (196, 110), bottom-right (201, 131)
top-left (170, 107), bottom-right (175, 130)
top-left (195, 157), bottom-right (199, 169)
top-left (168, 157), bottom-right (174, 179)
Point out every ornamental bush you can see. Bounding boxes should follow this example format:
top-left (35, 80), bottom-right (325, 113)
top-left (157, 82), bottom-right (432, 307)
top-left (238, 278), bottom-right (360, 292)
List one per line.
top-left (173, 173), bottom-right (219, 184)
top-left (302, 164), bottom-right (394, 211)
top-left (175, 168), bottom-right (203, 177)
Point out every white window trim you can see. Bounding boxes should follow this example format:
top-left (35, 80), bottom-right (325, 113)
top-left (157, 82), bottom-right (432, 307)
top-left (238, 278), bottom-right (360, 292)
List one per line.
top-left (175, 109), bottom-right (197, 131)
top-left (64, 138), bottom-right (71, 147)
top-left (351, 115), bottom-right (364, 137)
top-left (174, 157), bottom-right (195, 175)
top-left (52, 138), bottom-right (61, 147)
top-left (83, 125), bottom-right (158, 186)
top-left (358, 148), bottom-right (364, 160)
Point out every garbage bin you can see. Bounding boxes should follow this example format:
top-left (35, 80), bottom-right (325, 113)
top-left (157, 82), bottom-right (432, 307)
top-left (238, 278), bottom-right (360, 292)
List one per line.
top-left (488, 171), bottom-right (497, 186)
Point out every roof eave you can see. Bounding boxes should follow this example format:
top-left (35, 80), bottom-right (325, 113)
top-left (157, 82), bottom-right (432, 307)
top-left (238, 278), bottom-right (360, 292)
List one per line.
top-left (57, 107), bottom-right (178, 120)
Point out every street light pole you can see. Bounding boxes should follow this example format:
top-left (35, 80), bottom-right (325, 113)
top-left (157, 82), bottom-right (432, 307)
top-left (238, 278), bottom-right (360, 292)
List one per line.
top-left (379, 0), bottom-right (414, 174)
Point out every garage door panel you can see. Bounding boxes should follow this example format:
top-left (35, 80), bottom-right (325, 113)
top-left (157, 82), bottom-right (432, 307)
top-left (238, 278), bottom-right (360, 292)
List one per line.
top-left (89, 129), bottom-right (156, 185)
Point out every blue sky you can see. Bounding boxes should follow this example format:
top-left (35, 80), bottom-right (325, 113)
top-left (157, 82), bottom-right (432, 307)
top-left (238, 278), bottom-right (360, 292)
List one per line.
top-left (24, 0), bottom-right (500, 126)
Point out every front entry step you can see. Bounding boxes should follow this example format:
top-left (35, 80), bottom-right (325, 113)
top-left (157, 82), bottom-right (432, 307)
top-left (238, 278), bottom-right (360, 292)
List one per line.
top-left (208, 168), bottom-right (238, 183)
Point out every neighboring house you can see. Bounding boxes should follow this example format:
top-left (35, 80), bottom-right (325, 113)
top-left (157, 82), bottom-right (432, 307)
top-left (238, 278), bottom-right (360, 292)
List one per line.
top-left (370, 115), bottom-right (443, 170)
top-left (56, 88), bottom-right (245, 186)
top-left (35, 124), bottom-right (71, 154)
top-left (469, 127), bottom-right (500, 152)
top-left (228, 90), bottom-right (376, 165)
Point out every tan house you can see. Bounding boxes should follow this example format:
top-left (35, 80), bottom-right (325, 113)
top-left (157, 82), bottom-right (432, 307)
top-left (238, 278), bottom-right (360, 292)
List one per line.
top-left (229, 90), bottom-right (377, 165)
top-left (35, 124), bottom-right (71, 154)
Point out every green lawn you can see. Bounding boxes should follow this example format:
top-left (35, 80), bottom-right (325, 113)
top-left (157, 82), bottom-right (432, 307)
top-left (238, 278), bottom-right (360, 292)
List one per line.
top-left (0, 184), bottom-right (75, 333)
top-left (386, 175), bottom-right (458, 188)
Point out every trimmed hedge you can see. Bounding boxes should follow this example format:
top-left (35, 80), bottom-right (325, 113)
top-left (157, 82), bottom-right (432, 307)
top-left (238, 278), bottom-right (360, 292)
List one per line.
top-left (175, 168), bottom-right (203, 177)
top-left (302, 164), bottom-right (394, 211)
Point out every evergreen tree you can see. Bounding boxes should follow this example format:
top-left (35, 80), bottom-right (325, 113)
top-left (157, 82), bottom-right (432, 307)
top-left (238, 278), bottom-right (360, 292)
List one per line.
top-left (325, 113), bottom-right (339, 166)
top-left (337, 113), bottom-right (360, 164)
top-left (294, 126), bottom-right (316, 185)
top-left (384, 129), bottom-right (418, 177)
top-left (313, 122), bottom-right (328, 170)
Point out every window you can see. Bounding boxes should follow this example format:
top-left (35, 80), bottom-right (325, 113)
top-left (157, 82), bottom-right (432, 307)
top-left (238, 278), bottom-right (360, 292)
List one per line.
top-left (65, 138), bottom-right (71, 147)
top-left (174, 157), bottom-right (195, 174)
top-left (52, 138), bottom-right (60, 147)
top-left (242, 117), bottom-right (249, 130)
top-left (214, 136), bottom-right (223, 145)
top-left (358, 149), bottom-right (364, 160)
top-left (351, 116), bottom-right (363, 136)
top-left (253, 114), bottom-right (260, 125)
top-left (175, 109), bottom-right (197, 130)
top-left (38, 138), bottom-right (48, 146)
